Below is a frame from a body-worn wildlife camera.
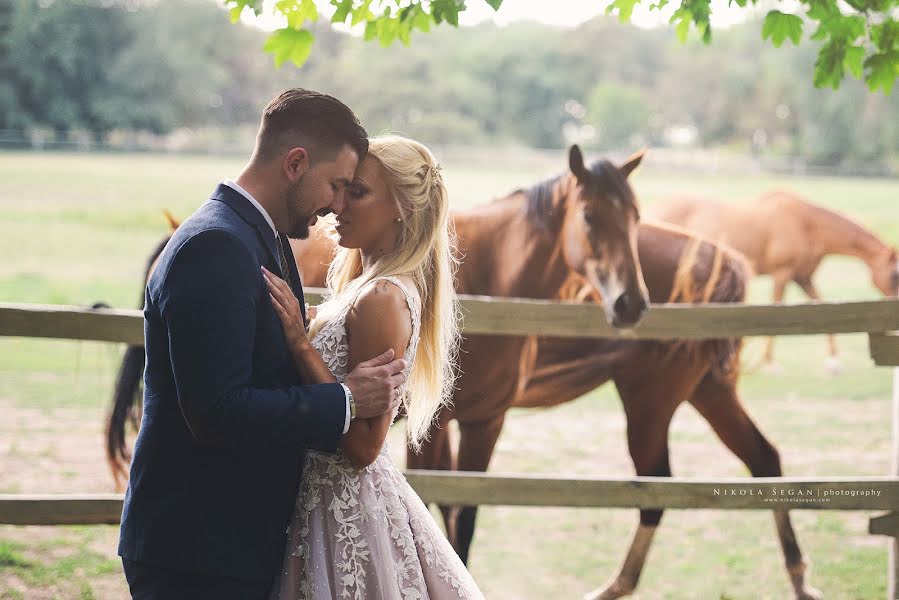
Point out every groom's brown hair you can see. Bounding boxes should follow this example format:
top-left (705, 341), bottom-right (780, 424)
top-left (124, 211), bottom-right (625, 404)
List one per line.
top-left (255, 88), bottom-right (368, 163)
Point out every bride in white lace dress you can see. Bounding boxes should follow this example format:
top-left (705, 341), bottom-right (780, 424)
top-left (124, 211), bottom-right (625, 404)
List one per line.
top-left (263, 136), bottom-right (484, 600)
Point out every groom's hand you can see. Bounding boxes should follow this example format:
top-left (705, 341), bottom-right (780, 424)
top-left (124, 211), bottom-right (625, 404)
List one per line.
top-left (344, 348), bottom-right (407, 420)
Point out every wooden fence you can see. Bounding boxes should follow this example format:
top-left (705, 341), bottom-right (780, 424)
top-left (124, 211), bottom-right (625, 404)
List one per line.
top-left (2, 293), bottom-right (899, 346)
top-left (1, 474), bottom-right (896, 520)
top-left (1, 296), bottom-right (898, 597)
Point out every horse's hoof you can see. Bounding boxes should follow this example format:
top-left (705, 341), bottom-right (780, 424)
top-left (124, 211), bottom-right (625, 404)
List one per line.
top-left (824, 357), bottom-right (841, 376)
top-left (788, 560), bottom-right (822, 600)
top-left (796, 586), bottom-right (823, 600)
top-left (582, 580), bottom-right (634, 600)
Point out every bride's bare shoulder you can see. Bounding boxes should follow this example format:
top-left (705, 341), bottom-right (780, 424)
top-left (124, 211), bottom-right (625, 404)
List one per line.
top-left (366, 275), bottom-right (418, 305)
top-left (345, 277), bottom-right (414, 339)
top-left (392, 274), bottom-right (420, 304)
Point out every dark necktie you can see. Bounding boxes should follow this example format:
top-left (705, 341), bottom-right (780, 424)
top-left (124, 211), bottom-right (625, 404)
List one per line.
top-left (274, 234), bottom-right (295, 290)
top-left (275, 233), bottom-right (308, 329)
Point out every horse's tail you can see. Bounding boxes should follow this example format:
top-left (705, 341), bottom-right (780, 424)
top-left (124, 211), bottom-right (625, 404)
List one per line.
top-left (666, 236), bottom-right (750, 382)
top-left (106, 228), bottom-right (173, 490)
top-left (106, 344), bottom-right (145, 490)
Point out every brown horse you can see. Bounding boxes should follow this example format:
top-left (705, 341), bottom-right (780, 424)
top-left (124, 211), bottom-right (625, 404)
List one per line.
top-left (650, 190), bottom-right (899, 371)
top-left (515, 224), bottom-right (821, 600)
top-left (105, 151), bottom-right (819, 599)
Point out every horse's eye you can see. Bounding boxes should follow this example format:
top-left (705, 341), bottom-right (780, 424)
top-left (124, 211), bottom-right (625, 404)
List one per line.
top-left (583, 211), bottom-right (596, 226)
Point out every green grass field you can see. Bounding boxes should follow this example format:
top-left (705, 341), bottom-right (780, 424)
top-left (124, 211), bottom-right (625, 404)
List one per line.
top-left (1, 150), bottom-right (897, 599)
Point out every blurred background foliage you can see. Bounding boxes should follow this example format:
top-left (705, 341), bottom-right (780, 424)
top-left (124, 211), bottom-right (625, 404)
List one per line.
top-left (2, 0), bottom-right (898, 171)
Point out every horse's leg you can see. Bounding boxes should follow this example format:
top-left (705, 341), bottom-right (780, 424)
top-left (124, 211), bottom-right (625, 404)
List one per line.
top-left (764, 272), bottom-right (791, 371)
top-left (407, 413), bottom-right (456, 540)
top-left (688, 372), bottom-right (822, 600)
top-left (453, 414), bottom-right (506, 566)
top-left (794, 276), bottom-right (840, 374)
top-left (585, 353), bottom-right (706, 600)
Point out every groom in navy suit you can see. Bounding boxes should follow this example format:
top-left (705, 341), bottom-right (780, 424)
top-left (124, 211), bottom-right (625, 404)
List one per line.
top-left (118, 89), bottom-right (407, 599)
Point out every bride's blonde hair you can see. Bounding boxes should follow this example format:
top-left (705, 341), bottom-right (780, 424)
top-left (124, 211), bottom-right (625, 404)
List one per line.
top-left (307, 135), bottom-right (461, 451)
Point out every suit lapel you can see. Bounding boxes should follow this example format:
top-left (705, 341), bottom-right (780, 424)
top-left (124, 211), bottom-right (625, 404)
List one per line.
top-left (210, 184), bottom-right (307, 324)
top-left (209, 184), bottom-right (281, 271)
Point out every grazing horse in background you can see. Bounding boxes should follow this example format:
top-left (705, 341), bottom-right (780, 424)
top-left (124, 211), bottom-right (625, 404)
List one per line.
top-left (651, 190), bottom-right (899, 372)
top-left (106, 150), bottom-right (820, 600)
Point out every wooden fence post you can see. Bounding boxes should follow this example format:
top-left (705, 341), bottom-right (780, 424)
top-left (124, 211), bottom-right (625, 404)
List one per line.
top-left (871, 368), bottom-right (899, 599)
top-left (891, 368), bottom-right (898, 599)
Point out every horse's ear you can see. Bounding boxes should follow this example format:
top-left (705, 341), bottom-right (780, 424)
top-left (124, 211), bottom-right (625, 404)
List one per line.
top-left (569, 145), bottom-right (589, 182)
top-left (619, 148), bottom-right (647, 179)
top-left (162, 209), bottom-right (181, 232)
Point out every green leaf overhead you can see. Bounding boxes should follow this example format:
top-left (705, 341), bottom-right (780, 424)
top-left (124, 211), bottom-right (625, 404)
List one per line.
top-left (262, 27), bottom-right (315, 68)
top-left (843, 44), bottom-right (865, 79)
top-left (606, 0), bottom-right (640, 23)
top-left (865, 51), bottom-right (899, 93)
top-left (762, 10), bottom-right (803, 47)
top-left (234, 0), bottom-right (898, 91)
top-left (276, 0), bottom-right (318, 30)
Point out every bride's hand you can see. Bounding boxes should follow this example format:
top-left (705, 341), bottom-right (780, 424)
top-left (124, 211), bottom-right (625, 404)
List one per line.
top-left (262, 266), bottom-right (308, 347)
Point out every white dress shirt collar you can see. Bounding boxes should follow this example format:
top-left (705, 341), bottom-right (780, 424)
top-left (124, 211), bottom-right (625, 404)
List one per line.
top-left (223, 179), bottom-right (277, 238)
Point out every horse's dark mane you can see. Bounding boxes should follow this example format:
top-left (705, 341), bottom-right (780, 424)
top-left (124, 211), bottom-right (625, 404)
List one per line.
top-left (521, 173), bottom-right (564, 231)
top-left (517, 159), bottom-right (636, 231)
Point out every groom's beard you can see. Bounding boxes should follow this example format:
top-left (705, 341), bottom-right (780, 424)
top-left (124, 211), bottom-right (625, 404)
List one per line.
top-left (285, 175), bottom-right (312, 240)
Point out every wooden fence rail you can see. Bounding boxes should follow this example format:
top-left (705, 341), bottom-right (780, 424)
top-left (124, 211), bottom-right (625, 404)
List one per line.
top-left (2, 475), bottom-right (897, 526)
top-left (2, 296), bottom-right (899, 346)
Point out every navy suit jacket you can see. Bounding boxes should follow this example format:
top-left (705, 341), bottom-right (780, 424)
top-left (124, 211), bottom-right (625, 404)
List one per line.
top-left (118, 184), bottom-right (346, 583)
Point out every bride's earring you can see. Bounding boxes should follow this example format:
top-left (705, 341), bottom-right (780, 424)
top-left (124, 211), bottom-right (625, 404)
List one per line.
top-left (392, 217), bottom-right (403, 250)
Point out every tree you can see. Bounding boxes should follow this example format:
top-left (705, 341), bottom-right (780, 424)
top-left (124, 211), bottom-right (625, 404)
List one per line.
top-left (0, 0), bottom-right (292, 138)
top-left (226, 0), bottom-right (898, 94)
top-left (587, 82), bottom-right (651, 149)
top-left (3, 0), bottom-right (897, 160)
top-left (0, 1), bottom-right (28, 135)
top-left (1, 0), bottom-right (134, 139)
